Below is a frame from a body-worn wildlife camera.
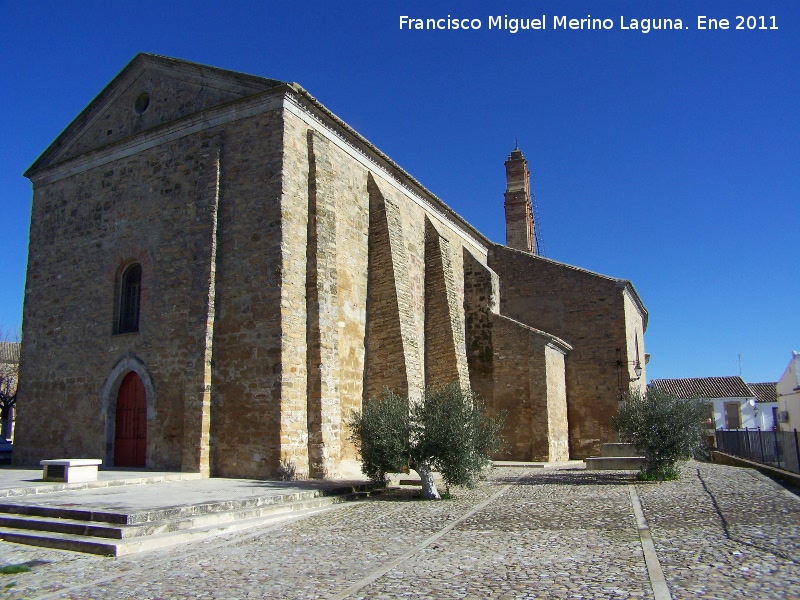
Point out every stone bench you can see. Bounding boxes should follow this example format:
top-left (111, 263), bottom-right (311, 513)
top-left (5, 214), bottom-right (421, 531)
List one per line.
top-left (40, 459), bottom-right (102, 483)
top-left (584, 443), bottom-right (644, 471)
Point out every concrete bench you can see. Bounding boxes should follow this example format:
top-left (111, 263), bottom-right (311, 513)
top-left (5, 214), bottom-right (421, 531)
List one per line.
top-left (40, 459), bottom-right (102, 483)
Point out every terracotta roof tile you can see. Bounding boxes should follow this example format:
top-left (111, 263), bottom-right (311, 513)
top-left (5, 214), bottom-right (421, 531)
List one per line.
top-left (649, 376), bottom-right (753, 399)
top-left (748, 382), bottom-right (778, 403)
top-left (0, 342), bottom-right (19, 364)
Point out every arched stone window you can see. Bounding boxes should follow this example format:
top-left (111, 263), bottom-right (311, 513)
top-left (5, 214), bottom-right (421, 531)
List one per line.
top-left (117, 263), bottom-right (142, 333)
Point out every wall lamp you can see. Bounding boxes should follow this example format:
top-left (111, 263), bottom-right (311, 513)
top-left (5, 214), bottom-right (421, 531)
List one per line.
top-left (616, 348), bottom-right (643, 381)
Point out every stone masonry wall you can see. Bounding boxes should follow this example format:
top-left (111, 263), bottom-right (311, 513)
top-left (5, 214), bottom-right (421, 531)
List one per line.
top-left (489, 314), bottom-right (538, 460)
top-left (488, 245), bottom-right (643, 459)
top-left (209, 110), bottom-right (286, 479)
top-left (364, 177), bottom-right (422, 402)
top-left (273, 110), bottom-right (375, 476)
top-left (273, 110), bottom-right (312, 478)
top-left (328, 140), bottom-right (370, 467)
top-left (424, 218), bottom-right (469, 390)
top-left (463, 249), bottom-right (499, 404)
top-left (463, 250), bottom-right (569, 461)
top-left (23, 64), bottom-right (570, 478)
top-left (16, 130), bottom-right (228, 470)
top-left (490, 315), bottom-right (569, 462)
top-left (623, 289), bottom-right (647, 398)
top-left (61, 67), bottom-right (271, 163)
top-left (306, 131), bottom-right (341, 478)
top-left (282, 104), bottom-right (483, 472)
top-left (544, 343), bottom-right (570, 461)
top-left (180, 143), bottom-right (220, 477)
top-left (273, 114), bottom-right (375, 473)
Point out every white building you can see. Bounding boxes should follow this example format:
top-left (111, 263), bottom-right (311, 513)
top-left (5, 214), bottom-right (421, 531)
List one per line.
top-left (777, 351), bottom-right (800, 431)
top-left (650, 376), bottom-right (778, 432)
top-left (749, 382), bottom-right (779, 431)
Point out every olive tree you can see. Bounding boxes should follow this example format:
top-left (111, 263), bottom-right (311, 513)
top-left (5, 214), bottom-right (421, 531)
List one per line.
top-left (613, 388), bottom-right (707, 480)
top-left (0, 334), bottom-right (19, 441)
top-left (347, 384), bottom-right (506, 499)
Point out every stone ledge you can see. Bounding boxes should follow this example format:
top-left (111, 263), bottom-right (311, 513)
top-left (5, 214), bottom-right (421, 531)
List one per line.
top-left (710, 451), bottom-right (800, 488)
top-left (585, 457), bottom-right (644, 471)
top-left (600, 443), bottom-right (640, 458)
top-left (0, 472), bottom-right (204, 498)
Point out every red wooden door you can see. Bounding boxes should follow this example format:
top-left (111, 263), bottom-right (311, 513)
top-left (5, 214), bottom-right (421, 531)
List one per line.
top-left (114, 372), bottom-right (146, 467)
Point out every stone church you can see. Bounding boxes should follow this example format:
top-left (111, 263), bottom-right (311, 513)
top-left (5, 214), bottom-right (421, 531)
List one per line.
top-left (15, 54), bottom-right (647, 479)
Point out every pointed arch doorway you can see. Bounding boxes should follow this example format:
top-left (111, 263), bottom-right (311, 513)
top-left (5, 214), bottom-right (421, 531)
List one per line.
top-left (114, 372), bottom-right (147, 467)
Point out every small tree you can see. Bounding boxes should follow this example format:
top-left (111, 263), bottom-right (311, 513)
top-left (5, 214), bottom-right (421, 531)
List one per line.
top-left (0, 338), bottom-right (19, 441)
top-left (613, 388), bottom-right (707, 480)
top-left (348, 384), bottom-right (506, 499)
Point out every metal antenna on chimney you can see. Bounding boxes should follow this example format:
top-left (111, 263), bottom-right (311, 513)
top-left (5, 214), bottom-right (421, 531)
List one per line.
top-left (531, 192), bottom-right (546, 257)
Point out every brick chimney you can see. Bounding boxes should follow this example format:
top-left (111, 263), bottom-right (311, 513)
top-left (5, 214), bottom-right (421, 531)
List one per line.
top-left (503, 146), bottom-right (536, 254)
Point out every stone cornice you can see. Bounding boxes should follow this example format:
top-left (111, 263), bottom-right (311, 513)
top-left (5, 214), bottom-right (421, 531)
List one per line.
top-left (25, 88), bottom-right (285, 187)
top-left (494, 313), bottom-right (573, 354)
top-left (26, 53), bottom-right (282, 177)
top-left (493, 244), bottom-right (649, 330)
top-left (281, 87), bottom-right (490, 255)
top-left (27, 74), bottom-right (491, 258)
top-left (620, 282), bottom-right (649, 331)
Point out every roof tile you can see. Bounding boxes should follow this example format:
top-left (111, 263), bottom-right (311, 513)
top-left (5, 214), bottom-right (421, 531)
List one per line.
top-left (649, 376), bottom-right (753, 399)
top-left (0, 342), bottom-right (19, 364)
top-left (748, 382), bottom-right (778, 403)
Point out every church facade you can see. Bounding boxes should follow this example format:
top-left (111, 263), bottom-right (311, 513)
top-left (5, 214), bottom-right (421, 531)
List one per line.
top-left (15, 54), bottom-right (647, 479)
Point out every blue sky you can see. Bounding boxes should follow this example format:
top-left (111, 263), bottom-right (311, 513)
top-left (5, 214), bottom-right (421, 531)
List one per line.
top-left (0, 1), bottom-right (797, 383)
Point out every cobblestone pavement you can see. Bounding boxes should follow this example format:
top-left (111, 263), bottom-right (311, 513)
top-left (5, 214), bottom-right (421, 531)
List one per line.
top-left (637, 463), bottom-right (800, 598)
top-left (0, 462), bottom-right (797, 599)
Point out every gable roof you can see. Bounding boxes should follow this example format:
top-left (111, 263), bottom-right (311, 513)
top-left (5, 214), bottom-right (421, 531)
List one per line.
top-left (748, 382), bottom-right (778, 403)
top-left (21, 53), bottom-right (652, 313)
top-left (494, 246), bottom-right (649, 330)
top-left (22, 53), bottom-right (493, 252)
top-left (26, 53), bottom-right (284, 176)
top-left (649, 376), bottom-right (753, 399)
top-left (0, 343), bottom-right (20, 365)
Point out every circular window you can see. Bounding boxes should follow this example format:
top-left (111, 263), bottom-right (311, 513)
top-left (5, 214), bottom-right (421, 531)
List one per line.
top-left (134, 92), bottom-right (150, 115)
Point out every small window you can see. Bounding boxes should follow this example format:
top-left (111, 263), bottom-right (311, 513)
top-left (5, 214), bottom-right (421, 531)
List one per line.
top-left (724, 402), bottom-right (741, 429)
top-left (134, 92), bottom-right (150, 115)
top-left (118, 264), bottom-right (142, 333)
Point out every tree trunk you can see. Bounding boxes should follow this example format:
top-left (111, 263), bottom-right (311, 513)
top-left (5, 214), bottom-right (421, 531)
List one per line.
top-left (413, 463), bottom-right (441, 500)
top-left (0, 406), bottom-right (9, 441)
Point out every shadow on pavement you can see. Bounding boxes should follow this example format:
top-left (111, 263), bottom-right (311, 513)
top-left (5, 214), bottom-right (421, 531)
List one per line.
top-left (696, 467), bottom-right (797, 561)
top-left (496, 470), bottom-right (637, 486)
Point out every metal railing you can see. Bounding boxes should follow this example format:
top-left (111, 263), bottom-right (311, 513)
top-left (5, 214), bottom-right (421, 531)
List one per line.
top-left (715, 428), bottom-right (800, 474)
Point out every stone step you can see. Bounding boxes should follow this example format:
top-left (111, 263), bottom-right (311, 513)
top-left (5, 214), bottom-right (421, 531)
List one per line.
top-left (599, 443), bottom-right (640, 458)
top-left (0, 504), bottom-right (128, 524)
top-left (0, 513), bottom-right (125, 539)
top-left (0, 483), bottom-right (373, 525)
top-left (0, 486), bottom-right (379, 556)
top-left (0, 528), bottom-right (124, 556)
top-left (0, 501), bottom-right (350, 557)
top-left (584, 456), bottom-right (644, 471)
top-left (0, 491), bottom-right (370, 540)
